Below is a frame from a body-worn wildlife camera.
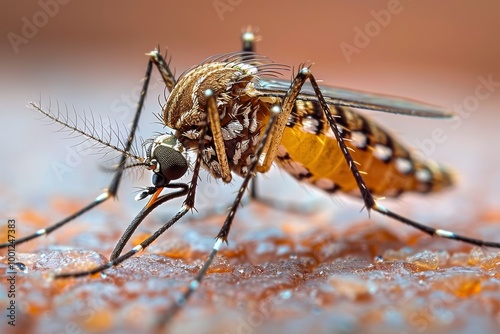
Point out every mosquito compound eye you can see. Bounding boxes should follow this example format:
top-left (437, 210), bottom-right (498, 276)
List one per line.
top-left (152, 145), bottom-right (188, 181)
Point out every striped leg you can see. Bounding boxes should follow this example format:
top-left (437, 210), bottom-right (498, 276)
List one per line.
top-left (240, 28), bottom-right (317, 212)
top-left (0, 58), bottom-right (156, 249)
top-left (1, 48), bottom-right (181, 250)
top-left (110, 87), bottom-right (231, 260)
top-left (53, 184), bottom-right (189, 279)
top-left (54, 87), bottom-right (216, 278)
top-left (156, 103), bottom-right (282, 328)
top-left (294, 67), bottom-right (500, 248)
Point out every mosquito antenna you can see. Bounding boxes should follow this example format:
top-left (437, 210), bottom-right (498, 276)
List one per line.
top-left (30, 101), bottom-right (144, 162)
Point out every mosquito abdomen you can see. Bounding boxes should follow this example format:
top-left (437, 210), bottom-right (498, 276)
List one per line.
top-left (276, 100), bottom-right (454, 197)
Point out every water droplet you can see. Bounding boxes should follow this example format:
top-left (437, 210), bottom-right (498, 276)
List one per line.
top-left (280, 290), bottom-right (292, 299)
top-left (407, 250), bottom-right (438, 270)
top-left (468, 246), bottom-right (485, 265)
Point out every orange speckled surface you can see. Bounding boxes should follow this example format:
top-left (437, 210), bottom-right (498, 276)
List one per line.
top-left (2, 200), bottom-right (500, 334)
top-left (1, 1), bottom-right (500, 334)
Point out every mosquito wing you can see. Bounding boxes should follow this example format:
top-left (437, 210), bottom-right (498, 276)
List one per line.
top-left (254, 78), bottom-right (453, 118)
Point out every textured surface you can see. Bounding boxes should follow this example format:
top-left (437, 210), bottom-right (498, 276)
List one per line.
top-left (1, 199), bottom-right (500, 334)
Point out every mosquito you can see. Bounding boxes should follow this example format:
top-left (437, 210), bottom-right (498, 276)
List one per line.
top-left (3, 29), bottom-right (500, 329)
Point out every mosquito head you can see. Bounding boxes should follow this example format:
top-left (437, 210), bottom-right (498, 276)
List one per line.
top-left (145, 134), bottom-right (188, 187)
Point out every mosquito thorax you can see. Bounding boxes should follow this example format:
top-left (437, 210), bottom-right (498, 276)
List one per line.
top-left (163, 61), bottom-right (258, 131)
top-left (145, 134), bottom-right (188, 187)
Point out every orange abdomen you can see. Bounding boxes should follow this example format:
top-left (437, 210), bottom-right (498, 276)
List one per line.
top-left (275, 101), bottom-right (454, 197)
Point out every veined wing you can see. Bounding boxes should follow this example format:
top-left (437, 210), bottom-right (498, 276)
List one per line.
top-left (254, 78), bottom-right (453, 118)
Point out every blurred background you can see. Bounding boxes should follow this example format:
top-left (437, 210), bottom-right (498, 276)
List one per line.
top-left (1, 1), bottom-right (500, 333)
top-left (0, 0), bottom-right (499, 235)
top-left (1, 0), bottom-right (499, 237)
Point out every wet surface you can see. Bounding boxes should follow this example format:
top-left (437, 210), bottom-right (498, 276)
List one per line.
top-left (1, 198), bottom-right (500, 334)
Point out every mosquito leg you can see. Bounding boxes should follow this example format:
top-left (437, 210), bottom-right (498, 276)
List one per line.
top-left (54, 186), bottom-right (189, 279)
top-left (108, 47), bottom-right (223, 259)
top-left (250, 176), bottom-right (258, 199)
top-left (108, 57), bottom-right (154, 196)
top-left (148, 50), bottom-right (177, 93)
top-left (241, 27), bottom-right (256, 52)
top-left (109, 183), bottom-right (186, 260)
top-left (240, 28), bottom-right (319, 213)
top-left (0, 58), bottom-right (155, 249)
top-left (56, 124), bottom-right (209, 277)
top-left (0, 193), bottom-right (109, 248)
top-left (56, 87), bottom-right (213, 277)
top-left (298, 68), bottom-right (500, 249)
top-left (230, 54), bottom-right (317, 211)
top-left (372, 203), bottom-right (500, 247)
top-left (240, 27), bottom-right (319, 212)
top-left (242, 28), bottom-right (262, 203)
top-left (240, 29), bottom-right (300, 207)
top-left (157, 102), bottom-right (281, 327)
top-left (207, 88), bottom-right (232, 183)
top-left (174, 86), bottom-right (241, 220)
